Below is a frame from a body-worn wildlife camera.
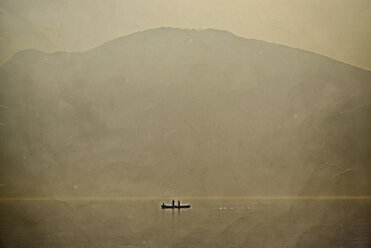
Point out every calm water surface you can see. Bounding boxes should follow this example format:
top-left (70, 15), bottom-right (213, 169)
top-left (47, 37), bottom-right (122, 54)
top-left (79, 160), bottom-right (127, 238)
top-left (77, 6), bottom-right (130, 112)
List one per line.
top-left (0, 200), bottom-right (370, 247)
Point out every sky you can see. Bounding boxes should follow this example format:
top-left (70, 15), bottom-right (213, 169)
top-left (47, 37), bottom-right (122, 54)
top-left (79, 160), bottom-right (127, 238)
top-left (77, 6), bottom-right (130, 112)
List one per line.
top-left (0, 0), bottom-right (370, 70)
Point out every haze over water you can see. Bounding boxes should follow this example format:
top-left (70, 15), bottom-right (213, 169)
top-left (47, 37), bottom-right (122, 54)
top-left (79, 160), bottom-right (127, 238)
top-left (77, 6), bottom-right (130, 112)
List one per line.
top-left (0, 199), bottom-right (370, 248)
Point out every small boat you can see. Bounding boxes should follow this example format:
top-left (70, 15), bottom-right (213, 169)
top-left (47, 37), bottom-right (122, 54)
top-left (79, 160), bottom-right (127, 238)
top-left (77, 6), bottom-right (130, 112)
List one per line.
top-left (161, 204), bottom-right (191, 209)
top-left (161, 200), bottom-right (191, 209)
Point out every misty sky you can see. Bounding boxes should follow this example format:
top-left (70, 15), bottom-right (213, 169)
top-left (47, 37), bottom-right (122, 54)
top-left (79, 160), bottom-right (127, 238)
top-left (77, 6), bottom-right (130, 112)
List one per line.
top-left (0, 0), bottom-right (370, 70)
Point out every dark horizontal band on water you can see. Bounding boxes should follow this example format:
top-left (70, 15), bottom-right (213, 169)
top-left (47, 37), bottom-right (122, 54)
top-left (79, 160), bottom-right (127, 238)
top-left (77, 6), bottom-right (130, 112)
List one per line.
top-left (0, 196), bottom-right (371, 201)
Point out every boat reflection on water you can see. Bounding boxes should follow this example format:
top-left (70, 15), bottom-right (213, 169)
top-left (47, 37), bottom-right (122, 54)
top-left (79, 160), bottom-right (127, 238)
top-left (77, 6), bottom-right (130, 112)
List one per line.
top-left (161, 200), bottom-right (191, 209)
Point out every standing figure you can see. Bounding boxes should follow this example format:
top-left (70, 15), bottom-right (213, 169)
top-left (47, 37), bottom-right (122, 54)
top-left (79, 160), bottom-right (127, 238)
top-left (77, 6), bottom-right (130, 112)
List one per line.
top-left (172, 199), bottom-right (175, 208)
top-left (178, 200), bottom-right (180, 207)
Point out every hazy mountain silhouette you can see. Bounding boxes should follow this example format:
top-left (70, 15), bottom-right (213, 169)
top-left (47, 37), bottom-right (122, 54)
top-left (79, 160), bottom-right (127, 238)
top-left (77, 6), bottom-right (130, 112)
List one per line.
top-left (0, 27), bottom-right (370, 197)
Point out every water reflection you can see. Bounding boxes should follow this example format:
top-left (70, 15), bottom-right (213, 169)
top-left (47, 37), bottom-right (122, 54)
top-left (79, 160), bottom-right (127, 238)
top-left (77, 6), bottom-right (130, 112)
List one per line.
top-left (0, 200), bottom-right (370, 247)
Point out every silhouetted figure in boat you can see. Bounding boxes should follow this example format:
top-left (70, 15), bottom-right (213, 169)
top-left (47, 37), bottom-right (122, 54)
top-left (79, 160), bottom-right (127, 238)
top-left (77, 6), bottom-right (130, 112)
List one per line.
top-left (172, 199), bottom-right (175, 208)
top-left (178, 200), bottom-right (181, 207)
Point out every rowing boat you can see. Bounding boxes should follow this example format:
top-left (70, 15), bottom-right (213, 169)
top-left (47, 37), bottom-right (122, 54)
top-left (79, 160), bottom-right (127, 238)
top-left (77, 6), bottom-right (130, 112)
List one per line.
top-left (161, 201), bottom-right (191, 209)
top-left (161, 204), bottom-right (191, 209)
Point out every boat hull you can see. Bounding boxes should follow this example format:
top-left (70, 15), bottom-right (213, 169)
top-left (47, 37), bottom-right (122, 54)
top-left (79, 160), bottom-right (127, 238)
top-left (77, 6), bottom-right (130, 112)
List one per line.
top-left (161, 205), bottom-right (191, 209)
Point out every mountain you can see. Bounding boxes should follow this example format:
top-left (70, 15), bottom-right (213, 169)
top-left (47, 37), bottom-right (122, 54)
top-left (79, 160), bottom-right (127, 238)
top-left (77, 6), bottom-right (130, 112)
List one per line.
top-left (0, 27), bottom-right (370, 197)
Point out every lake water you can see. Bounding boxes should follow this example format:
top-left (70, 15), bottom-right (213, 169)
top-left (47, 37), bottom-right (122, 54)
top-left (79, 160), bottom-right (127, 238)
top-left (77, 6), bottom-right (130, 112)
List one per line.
top-left (0, 199), bottom-right (370, 247)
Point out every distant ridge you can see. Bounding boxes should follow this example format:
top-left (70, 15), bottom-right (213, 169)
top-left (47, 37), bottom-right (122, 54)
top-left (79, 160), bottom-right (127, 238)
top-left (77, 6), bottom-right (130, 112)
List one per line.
top-left (4, 27), bottom-right (369, 72)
